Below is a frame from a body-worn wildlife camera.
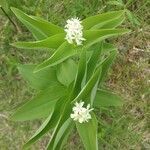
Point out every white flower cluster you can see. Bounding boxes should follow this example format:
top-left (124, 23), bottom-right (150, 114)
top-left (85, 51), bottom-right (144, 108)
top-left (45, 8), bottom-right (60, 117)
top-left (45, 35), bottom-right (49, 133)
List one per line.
top-left (64, 18), bottom-right (86, 45)
top-left (70, 101), bottom-right (93, 123)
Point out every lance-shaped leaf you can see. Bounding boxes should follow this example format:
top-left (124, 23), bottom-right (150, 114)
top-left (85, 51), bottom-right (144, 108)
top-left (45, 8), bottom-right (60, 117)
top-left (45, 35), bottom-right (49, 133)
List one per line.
top-left (23, 112), bottom-right (53, 149)
top-left (83, 29), bottom-right (130, 49)
top-left (56, 59), bottom-right (77, 86)
top-left (34, 42), bottom-right (77, 72)
top-left (87, 42), bottom-right (116, 52)
top-left (11, 7), bottom-right (64, 40)
top-left (102, 42), bottom-right (117, 53)
top-left (126, 9), bottom-right (141, 26)
top-left (23, 96), bottom-right (67, 148)
top-left (46, 100), bottom-right (72, 150)
top-left (72, 50), bottom-right (117, 104)
top-left (87, 43), bottom-right (103, 105)
top-left (86, 43), bottom-right (102, 81)
top-left (94, 14), bottom-right (125, 29)
top-left (72, 63), bottom-right (102, 104)
top-left (18, 64), bottom-right (58, 90)
top-left (99, 50), bottom-right (117, 83)
top-left (87, 42), bottom-right (116, 60)
top-left (48, 118), bottom-right (74, 150)
top-left (93, 89), bottom-right (123, 107)
top-left (11, 83), bottom-right (66, 121)
top-left (11, 33), bottom-right (65, 50)
top-left (82, 10), bottom-right (124, 30)
top-left (76, 113), bottom-right (98, 150)
top-left (70, 48), bottom-right (87, 99)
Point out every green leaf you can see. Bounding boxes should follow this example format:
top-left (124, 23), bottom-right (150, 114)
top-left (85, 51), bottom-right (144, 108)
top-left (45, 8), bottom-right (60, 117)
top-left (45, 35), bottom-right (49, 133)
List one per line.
top-left (82, 10), bottom-right (124, 30)
top-left (18, 64), bottom-right (58, 90)
top-left (76, 113), bottom-right (98, 150)
top-left (93, 89), bottom-right (123, 107)
top-left (99, 50), bottom-right (117, 83)
top-left (73, 63), bottom-right (102, 104)
top-left (88, 42), bottom-right (116, 53)
top-left (46, 100), bottom-right (72, 150)
top-left (87, 43), bottom-right (103, 105)
top-left (70, 48), bottom-right (87, 99)
top-left (46, 49), bottom-right (87, 149)
top-left (56, 59), bottom-right (77, 86)
top-left (93, 14), bottom-right (125, 29)
top-left (11, 7), bottom-right (64, 40)
top-left (84, 29), bottom-right (130, 49)
top-left (90, 79), bottom-right (99, 106)
top-left (50, 118), bottom-right (74, 150)
top-left (47, 49), bottom-right (87, 148)
top-left (24, 96), bottom-right (67, 148)
top-left (11, 33), bottom-right (65, 50)
top-left (87, 43), bottom-right (102, 81)
top-left (102, 42), bottom-right (117, 53)
top-left (34, 42), bottom-right (77, 72)
top-left (11, 84), bottom-right (66, 121)
top-left (126, 10), bottom-right (141, 26)
top-left (73, 50), bottom-right (118, 105)
top-left (12, 29), bottom-right (129, 52)
top-left (23, 111), bottom-right (53, 149)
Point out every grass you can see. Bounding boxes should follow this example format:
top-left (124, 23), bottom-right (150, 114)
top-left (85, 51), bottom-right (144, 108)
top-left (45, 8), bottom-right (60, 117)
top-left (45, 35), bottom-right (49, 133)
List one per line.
top-left (0, 0), bottom-right (149, 149)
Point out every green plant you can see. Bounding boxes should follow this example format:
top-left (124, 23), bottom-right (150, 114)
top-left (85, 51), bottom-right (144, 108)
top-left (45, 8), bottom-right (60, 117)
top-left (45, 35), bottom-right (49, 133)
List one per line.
top-left (106, 0), bottom-right (141, 27)
top-left (10, 7), bottom-right (130, 150)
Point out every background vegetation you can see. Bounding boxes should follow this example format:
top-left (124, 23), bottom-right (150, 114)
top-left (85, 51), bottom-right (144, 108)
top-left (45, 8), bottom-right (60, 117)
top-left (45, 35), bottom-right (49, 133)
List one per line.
top-left (0, 0), bottom-right (149, 149)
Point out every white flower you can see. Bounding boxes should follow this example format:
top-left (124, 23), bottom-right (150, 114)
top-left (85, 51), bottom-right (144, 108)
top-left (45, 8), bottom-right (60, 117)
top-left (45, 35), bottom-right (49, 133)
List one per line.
top-left (70, 101), bottom-right (93, 123)
top-left (64, 18), bottom-right (86, 45)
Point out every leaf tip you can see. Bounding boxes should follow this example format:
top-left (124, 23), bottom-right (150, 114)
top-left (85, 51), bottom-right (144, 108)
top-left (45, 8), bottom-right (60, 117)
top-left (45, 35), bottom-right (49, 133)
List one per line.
top-left (10, 7), bottom-right (18, 13)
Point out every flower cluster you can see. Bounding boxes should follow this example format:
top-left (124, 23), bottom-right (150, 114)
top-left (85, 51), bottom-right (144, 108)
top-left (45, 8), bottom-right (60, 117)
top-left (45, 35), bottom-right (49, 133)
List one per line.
top-left (70, 101), bottom-right (93, 123)
top-left (64, 18), bottom-right (86, 45)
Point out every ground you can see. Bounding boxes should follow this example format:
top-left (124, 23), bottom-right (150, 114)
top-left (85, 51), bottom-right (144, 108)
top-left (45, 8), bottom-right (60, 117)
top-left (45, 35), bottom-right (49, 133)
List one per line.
top-left (0, 0), bottom-right (149, 149)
